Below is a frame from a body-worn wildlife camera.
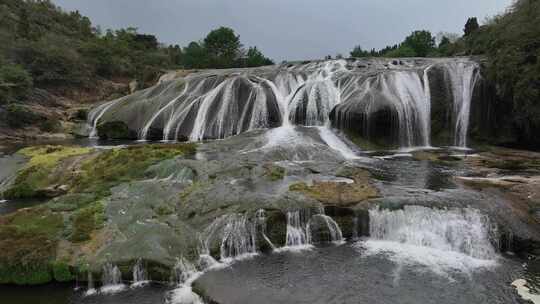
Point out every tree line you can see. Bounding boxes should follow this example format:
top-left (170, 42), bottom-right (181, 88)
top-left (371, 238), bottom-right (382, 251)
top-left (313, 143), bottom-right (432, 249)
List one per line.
top-left (0, 0), bottom-right (273, 106)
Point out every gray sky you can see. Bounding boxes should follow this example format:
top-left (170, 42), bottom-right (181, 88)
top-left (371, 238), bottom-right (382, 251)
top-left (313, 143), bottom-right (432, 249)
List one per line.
top-left (53, 0), bottom-right (513, 62)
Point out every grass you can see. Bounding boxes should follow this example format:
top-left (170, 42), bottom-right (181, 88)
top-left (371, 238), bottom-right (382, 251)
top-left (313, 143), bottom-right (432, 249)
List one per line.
top-left (264, 164), bottom-right (286, 181)
top-left (0, 143), bottom-right (198, 285)
top-left (72, 143), bottom-right (197, 197)
top-left (0, 207), bottom-right (64, 284)
top-left (70, 201), bottom-right (105, 243)
top-left (3, 146), bottom-right (92, 199)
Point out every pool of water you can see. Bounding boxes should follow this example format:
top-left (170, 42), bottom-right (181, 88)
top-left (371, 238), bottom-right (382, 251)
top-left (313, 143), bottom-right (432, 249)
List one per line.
top-left (195, 243), bottom-right (524, 304)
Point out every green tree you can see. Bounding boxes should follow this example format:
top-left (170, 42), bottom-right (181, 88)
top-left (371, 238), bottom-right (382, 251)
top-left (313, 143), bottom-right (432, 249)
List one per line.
top-left (385, 45), bottom-right (417, 57)
top-left (0, 63), bottom-right (32, 104)
top-left (183, 41), bottom-right (208, 69)
top-left (438, 36), bottom-right (452, 56)
top-left (402, 30), bottom-right (435, 57)
top-left (245, 46), bottom-right (273, 67)
top-left (464, 17), bottom-right (480, 36)
top-left (203, 27), bottom-right (242, 68)
top-left (350, 45), bottom-right (369, 58)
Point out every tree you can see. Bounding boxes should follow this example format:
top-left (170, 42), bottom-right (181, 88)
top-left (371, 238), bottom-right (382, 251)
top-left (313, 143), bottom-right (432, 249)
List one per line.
top-left (203, 27), bottom-right (242, 68)
top-left (0, 63), bottom-right (32, 104)
top-left (245, 46), bottom-right (273, 67)
top-left (350, 45), bottom-right (369, 58)
top-left (402, 30), bottom-right (435, 57)
top-left (385, 45), bottom-right (417, 57)
top-left (464, 17), bottom-right (480, 36)
top-left (437, 36), bottom-right (452, 56)
top-left (183, 41), bottom-right (208, 69)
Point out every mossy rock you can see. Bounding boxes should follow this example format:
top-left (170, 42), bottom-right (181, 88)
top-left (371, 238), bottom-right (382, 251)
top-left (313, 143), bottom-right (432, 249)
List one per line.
top-left (96, 121), bottom-right (137, 140)
top-left (0, 208), bottom-right (64, 285)
top-left (3, 145), bottom-right (93, 199)
top-left (289, 170), bottom-right (378, 207)
top-left (70, 201), bottom-right (105, 243)
top-left (48, 193), bottom-right (98, 212)
top-left (263, 164), bottom-right (286, 181)
top-left (265, 210), bottom-right (287, 247)
top-left (323, 206), bottom-right (355, 239)
top-left (72, 143), bottom-right (197, 198)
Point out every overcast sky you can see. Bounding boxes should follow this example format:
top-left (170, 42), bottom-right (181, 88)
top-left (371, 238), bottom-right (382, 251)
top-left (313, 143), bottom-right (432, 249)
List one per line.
top-left (53, 0), bottom-right (513, 62)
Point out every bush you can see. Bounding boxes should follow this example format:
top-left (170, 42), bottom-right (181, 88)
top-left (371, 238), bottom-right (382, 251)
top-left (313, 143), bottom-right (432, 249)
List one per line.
top-left (39, 117), bottom-right (62, 133)
top-left (0, 63), bottom-right (32, 104)
top-left (4, 104), bottom-right (43, 128)
top-left (52, 262), bottom-right (74, 282)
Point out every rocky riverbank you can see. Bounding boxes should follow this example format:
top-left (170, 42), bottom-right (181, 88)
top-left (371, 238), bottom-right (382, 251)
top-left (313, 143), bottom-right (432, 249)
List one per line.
top-left (1, 128), bottom-right (539, 287)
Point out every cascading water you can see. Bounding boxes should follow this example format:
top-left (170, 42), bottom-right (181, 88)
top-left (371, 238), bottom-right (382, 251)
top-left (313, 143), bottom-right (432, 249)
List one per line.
top-left (309, 214), bottom-right (344, 244)
top-left (85, 272), bottom-right (96, 296)
top-left (100, 263), bottom-right (126, 294)
top-left (284, 210), bottom-right (312, 248)
top-left (380, 70), bottom-right (432, 148)
top-left (200, 213), bottom-right (260, 262)
top-left (168, 257), bottom-right (204, 304)
top-left (131, 259), bottom-right (149, 287)
top-left (368, 206), bottom-right (497, 258)
top-left (360, 205), bottom-right (498, 276)
top-left (88, 99), bottom-right (121, 138)
top-left (219, 214), bottom-right (257, 261)
top-left (88, 58), bottom-right (481, 150)
top-left (443, 60), bottom-right (480, 148)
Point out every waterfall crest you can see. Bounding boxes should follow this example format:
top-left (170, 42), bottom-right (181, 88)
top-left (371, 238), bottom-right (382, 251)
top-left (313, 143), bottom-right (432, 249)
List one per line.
top-left (88, 58), bottom-right (481, 149)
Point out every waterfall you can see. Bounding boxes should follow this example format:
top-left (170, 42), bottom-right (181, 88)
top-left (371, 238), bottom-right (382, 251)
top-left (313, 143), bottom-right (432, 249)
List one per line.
top-left (168, 257), bottom-right (204, 304)
top-left (85, 272), bottom-right (97, 296)
top-left (284, 210), bottom-right (312, 248)
top-left (317, 126), bottom-right (359, 159)
top-left (131, 259), bottom-right (149, 287)
top-left (200, 213), bottom-right (258, 262)
top-left (100, 263), bottom-right (126, 294)
top-left (359, 205), bottom-right (499, 276)
top-left (310, 214), bottom-right (344, 243)
top-left (443, 61), bottom-right (480, 148)
top-left (380, 70), bottom-right (432, 148)
top-left (255, 209), bottom-right (276, 250)
top-left (368, 206), bottom-right (497, 259)
top-left (139, 83), bottom-right (189, 140)
top-left (219, 214), bottom-right (257, 261)
top-left (88, 99), bottom-right (121, 138)
top-left (88, 58), bottom-right (481, 149)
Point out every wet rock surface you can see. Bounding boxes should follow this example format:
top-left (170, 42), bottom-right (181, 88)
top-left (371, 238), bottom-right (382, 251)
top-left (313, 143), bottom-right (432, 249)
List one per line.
top-left (0, 131), bottom-right (539, 292)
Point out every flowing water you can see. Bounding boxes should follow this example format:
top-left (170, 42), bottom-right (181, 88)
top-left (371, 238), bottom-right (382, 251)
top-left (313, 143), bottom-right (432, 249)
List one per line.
top-left (88, 58), bottom-right (479, 150)
top-left (1, 58), bottom-right (537, 304)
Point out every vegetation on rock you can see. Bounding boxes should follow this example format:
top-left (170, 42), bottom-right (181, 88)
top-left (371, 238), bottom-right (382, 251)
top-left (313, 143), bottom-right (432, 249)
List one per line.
top-left (448, 0), bottom-right (540, 149)
top-left (0, 207), bottom-right (64, 285)
top-left (0, 143), bottom-right (197, 285)
top-left (0, 0), bottom-right (273, 138)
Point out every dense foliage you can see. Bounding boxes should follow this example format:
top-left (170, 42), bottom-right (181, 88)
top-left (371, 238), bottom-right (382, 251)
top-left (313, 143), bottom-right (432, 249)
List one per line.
top-left (182, 27), bottom-right (273, 69)
top-left (449, 0), bottom-right (540, 147)
top-left (350, 30), bottom-right (438, 58)
top-left (0, 1), bottom-right (273, 107)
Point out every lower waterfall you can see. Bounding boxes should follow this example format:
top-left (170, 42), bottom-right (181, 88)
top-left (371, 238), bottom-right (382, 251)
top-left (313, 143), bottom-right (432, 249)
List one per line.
top-left (168, 258), bottom-right (204, 304)
top-left (284, 210), bottom-right (312, 248)
top-left (359, 206), bottom-right (498, 276)
top-left (131, 259), bottom-right (149, 287)
top-left (100, 263), bottom-right (126, 294)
